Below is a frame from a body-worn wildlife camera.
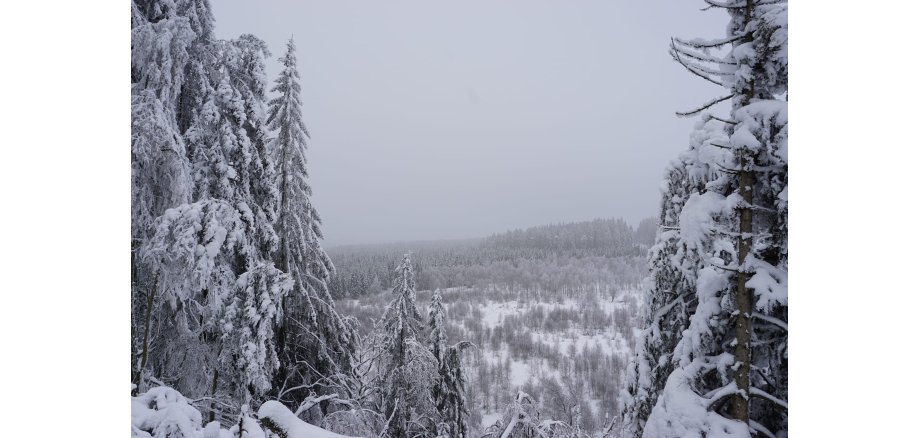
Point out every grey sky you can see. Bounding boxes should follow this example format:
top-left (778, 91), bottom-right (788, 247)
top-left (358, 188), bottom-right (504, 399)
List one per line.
top-left (213, 1), bottom-right (728, 246)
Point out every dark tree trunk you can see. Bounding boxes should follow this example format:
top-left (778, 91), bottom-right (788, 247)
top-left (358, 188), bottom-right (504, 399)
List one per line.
top-left (133, 275), bottom-right (157, 394)
top-left (732, 166), bottom-right (754, 423)
top-left (731, 0), bottom-right (756, 424)
top-left (209, 368), bottom-right (220, 423)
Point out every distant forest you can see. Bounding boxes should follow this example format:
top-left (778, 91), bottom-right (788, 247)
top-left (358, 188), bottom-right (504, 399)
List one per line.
top-left (327, 217), bottom-right (657, 297)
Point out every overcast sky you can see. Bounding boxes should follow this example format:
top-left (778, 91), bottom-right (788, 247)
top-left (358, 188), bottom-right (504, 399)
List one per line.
top-left (213, 1), bottom-right (728, 246)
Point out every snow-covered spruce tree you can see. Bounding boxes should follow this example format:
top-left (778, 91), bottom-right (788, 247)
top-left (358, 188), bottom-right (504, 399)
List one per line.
top-left (183, 31), bottom-right (289, 413)
top-left (618, 119), bottom-right (732, 437)
top-left (629, 1), bottom-right (788, 437)
top-left (130, 0), bottom-right (228, 397)
top-left (131, 0), bottom-right (197, 394)
top-left (434, 343), bottom-right (474, 437)
top-left (376, 254), bottom-right (438, 437)
top-left (428, 290), bottom-right (473, 437)
top-left (141, 199), bottom-right (292, 422)
top-left (266, 38), bottom-right (355, 412)
top-left (135, 0), bottom-right (297, 421)
top-left (428, 290), bottom-right (447, 365)
top-left (483, 391), bottom-right (562, 438)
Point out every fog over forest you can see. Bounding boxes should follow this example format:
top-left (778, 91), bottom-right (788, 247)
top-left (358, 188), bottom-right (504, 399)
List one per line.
top-left (210, 0), bottom-right (729, 246)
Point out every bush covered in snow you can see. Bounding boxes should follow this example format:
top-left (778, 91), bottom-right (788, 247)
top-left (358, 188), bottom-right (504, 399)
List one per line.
top-left (131, 386), bottom-right (356, 438)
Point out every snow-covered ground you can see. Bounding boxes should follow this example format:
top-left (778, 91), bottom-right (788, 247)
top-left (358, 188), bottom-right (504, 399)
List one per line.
top-left (338, 282), bottom-right (645, 435)
top-left (452, 288), bottom-right (643, 432)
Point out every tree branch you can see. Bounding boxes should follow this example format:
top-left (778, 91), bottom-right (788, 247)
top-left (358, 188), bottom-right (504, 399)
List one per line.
top-left (705, 115), bottom-right (738, 125)
top-left (705, 382), bottom-right (740, 412)
top-left (293, 393), bottom-right (341, 417)
top-left (377, 397), bottom-right (400, 438)
top-left (703, 0), bottom-right (748, 9)
top-left (670, 44), bottom-right (725, 87)
top-left (672, 43), bottom-right (737, 66)
top-left (676, 94), bottom-right (734, 117)
top-left (753, 313), bottom-right (788, 331)
top-left (750, 420), bottom-right (777, 438)
top-left (750, 387), bottom-right (788, 410)
top-left (673, 35), bottom-right (743, 49)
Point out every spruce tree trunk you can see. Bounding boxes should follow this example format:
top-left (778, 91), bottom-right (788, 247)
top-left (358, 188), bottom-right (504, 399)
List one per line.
top-left (209, 368), bottom-right (220, 423)
top-left (277, 146), bottom-right (291, 367)
top-left (131, 241), bottom-right (140, 395)
top-left (732, 167), bottom-right (754, 423)
top-left (731, 0), bottom-right (756, 424)
top-left (131, 318), bottom-right (137, 395)
top-left (134, 275), bottom-right (157, 394)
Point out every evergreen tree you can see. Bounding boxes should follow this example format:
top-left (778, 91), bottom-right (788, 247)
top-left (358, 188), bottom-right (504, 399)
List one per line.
top-left (130, 0), bottom-right (197, 393)
top-left (625, 1), bottom-right (788, 437)
top-left (428, 289), bottom-right (447, 364)
top-left (485, 391), bottom-right (558, 438)
top-left (618, 119), bottom-right (731, 436)
top-left (434, 343), bottom-right (473, 437)
top-left (377, 254), bottom-right (437, 437)
top-left (132, 0), bottom-right (296, 421)
top-left (266, 37), bottom-right (355, 412)
top-left (428, 289), bottom-right (472, 437)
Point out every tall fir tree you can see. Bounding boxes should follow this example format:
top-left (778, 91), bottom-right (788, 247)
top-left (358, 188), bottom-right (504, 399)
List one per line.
top-left (428, 289), bottom-right (472, 437)
top-left (618, 119), bottom-right (732, 436)
top-left (132, 0), bottom-right (298, 422)
top-left (377, 254), bottom-right (437, 437)
top-left (131, 0), bottom-right (198, 395)
top-left (428, 289), bottom-right (447, 364)
top-left (266, 37), bottom-right (355, 411)
top-left (623, 1), bottom-right (788, 437)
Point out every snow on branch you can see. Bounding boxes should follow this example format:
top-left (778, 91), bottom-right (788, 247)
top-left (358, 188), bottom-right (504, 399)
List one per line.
top-left (753, 312), bottom-right (787, 331)
top-left (670, 44), bottom-right (726, 87)
top-left (293, 393), bottom-right (342, 417)
top-left (750, 420), bottom-right (778, 438)
top-left (744, 256), bottom-right (788, 311)
top-left (673, 35), bottom-right (743, 49)
top-left (704, 381), bottom-right (740, 411)
top-left (643, 366), bottom-right (752, 437)
top-left (676, 94), bottom-right (733, 117)
top-left (704, 0), bottom-right (788, 10)
top-left (258, 400), bottom-right (358, 438)
top-left (671, 42), bottom-right (737, 66)
top-left (704, 114), bottom-right (738, 125)
top-left (377, 397), bottom-right (400, 438)
top-left (750, 387), bottom-right (788, 411)
top-left (650, 296), bottom-right (685, 340)
top-left (702, 0), bottom-right (749, 9)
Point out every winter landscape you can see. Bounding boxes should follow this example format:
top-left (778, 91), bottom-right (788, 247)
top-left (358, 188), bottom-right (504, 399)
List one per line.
top-left (131, 1), bottom-right (787, 437)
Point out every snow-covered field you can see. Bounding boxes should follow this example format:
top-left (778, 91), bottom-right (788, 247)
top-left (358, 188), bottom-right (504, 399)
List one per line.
top-left (339, 284), bottom-right (645, 436)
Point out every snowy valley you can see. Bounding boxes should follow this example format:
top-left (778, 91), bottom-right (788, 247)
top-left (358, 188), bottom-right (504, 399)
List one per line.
top-left (332, 219), bottom-right (653, 436)
top-left (129, 0), bottom-right (788, 436)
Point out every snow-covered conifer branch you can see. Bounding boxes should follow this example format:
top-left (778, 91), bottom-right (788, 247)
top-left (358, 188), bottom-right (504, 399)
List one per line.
top-left (671, 41), bottom-right (738, 65)
top-left (704, 114), bottom-right (739, 125)
top-left (676, 94), bottom-right (733, 117)
top-left (753, 312), bottom-right (787, 331)
top-left (749, 387), bottom-right (788, 411)
top-left (670, 46), bottom-right (727, 87)
top-left (673, 35), bottom-right (744, 49)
